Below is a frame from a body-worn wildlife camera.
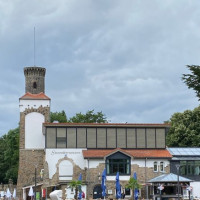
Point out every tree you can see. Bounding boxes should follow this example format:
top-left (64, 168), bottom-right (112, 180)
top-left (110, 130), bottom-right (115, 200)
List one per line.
top-left (166, 106), bottom-right (200, 147)
top-left (0, 127), bottom-right (19, 184)
top-left (125, 177), bottom-right (141, 200)
top-left (50, 110), bottom-right (67, 123)
top-left (68, 180), bottom-right (82, 200)
top-left (69, 110), bottom-right (108, 123)
top-left (182, 65), bottom-right (200, 100)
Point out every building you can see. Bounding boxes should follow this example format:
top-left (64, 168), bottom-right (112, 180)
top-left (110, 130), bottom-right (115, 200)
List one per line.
top-left (168, 147), bottom-right (200, 199)
top-left (17, 66), bottom-right (172, 200)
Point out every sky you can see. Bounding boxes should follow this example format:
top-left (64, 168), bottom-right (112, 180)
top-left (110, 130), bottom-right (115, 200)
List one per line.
top-left (0, 0), bottom-right (200, 136)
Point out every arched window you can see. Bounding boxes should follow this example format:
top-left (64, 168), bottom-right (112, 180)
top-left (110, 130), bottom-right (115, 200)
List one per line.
top-left (33, 82), bottom-right (37, 89)
top-left (154, 161), bottom-right (158, 172)
top-left (160, 162), bottom-right (164, 172)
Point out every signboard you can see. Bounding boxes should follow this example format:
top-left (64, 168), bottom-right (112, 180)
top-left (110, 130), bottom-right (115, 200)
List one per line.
top-left (108, 190), bottom-right (113, 194)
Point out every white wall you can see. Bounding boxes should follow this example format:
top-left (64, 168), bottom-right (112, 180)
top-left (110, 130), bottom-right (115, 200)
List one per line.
top-left (25, 112), bottom-right (45, 149)
top-left (132, 159), bottom-right (170, 168)
top-left (19, 99), bottom-right (50, 112)
top-left (46, 149), bottom-right (170, 181)
top-left (191, 182), bottom-right (200, 198)
top-left (46, 149), bottom-right (87, 179)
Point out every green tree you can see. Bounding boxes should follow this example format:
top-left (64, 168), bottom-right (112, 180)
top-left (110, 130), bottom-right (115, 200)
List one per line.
top-left (166, 106), bottom-right (200, 147)
top-left (50, 110), bottom-right (67, 123)
top-left (0, 127), bottom-right (19, 184)
top-left (125, 177), bottom-right (141, 200)
top-left (182, 65), bottom-right (200, 100)
top-left (69, 110), bottom-right (108, 123)
top-left (68, 180), bottom-right (82, 200)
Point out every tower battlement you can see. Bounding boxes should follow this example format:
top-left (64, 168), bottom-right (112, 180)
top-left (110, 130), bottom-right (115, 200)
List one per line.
top-left (24, 66), bottom-right (46, 94)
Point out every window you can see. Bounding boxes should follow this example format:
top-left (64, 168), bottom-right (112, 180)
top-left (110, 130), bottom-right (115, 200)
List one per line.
top-left (154, 162), bottom-right (158, 172)
top-left (125, 188), bottom-right (131, 196)
top-left (180, 161), bottom-right (200, 176)
top-left (57, 128), bottom-right (66, 148)
top-left (33, 82), bottom-right (37, 89)
top-left (46, 128), bottom-right (56, 148)
top-left (160, 162), bottom-right (164, 172)
top-left (106, 152), bottom-right (131, 175)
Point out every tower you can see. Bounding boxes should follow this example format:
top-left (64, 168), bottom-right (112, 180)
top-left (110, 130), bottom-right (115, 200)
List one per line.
top-left (24, 67), bottom-right (46, 94)
top-left (17, 66), bottom-right (51, 198)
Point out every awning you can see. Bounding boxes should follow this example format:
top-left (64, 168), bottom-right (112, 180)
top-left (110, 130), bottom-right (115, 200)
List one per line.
top-left (148, 173), bottom-right (193, 183)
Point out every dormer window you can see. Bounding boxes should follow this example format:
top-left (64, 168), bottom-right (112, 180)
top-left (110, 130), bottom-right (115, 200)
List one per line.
top-left (33, 82), bottom-right (37, 89)
top-left (106, 152), bottom-right (131, 175)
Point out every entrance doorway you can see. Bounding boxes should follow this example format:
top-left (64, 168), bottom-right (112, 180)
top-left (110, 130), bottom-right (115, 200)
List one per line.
top-left (93, 185), bottom-right (102, 199)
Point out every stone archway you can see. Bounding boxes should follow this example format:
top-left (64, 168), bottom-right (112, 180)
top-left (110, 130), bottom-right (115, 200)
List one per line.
top-left (59, 160), bottom-right (73, 181)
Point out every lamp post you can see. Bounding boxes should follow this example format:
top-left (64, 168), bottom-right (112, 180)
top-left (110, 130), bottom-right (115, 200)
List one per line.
top-left (175, 164), bottom-right (180, 200)
top-left (34, 164), bottom-right (38, 200)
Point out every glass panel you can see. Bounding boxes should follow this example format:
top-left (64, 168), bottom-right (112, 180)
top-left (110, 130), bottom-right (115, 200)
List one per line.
top-left (180, 165), bottom-right (186, 175)
top-left (107, 158), bottom-right (130, 175)
top-left (194, 161), bottom-right (200, 175)
top-left (46, 128), bottom-right (56, 148)
top-left (154, 162), bottom-right (158, 172)
top-left (160, 162), bottom-right (164, 172)
top-left (57, 128), bottom-right (66, 148)
top-left (187, 161), bottom-right (194, 175)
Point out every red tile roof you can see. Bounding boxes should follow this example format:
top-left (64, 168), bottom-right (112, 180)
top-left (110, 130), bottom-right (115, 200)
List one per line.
top-left (82, 149), bottom-right (172, 159)
top-left (20, 92), bottom-right (51, 100)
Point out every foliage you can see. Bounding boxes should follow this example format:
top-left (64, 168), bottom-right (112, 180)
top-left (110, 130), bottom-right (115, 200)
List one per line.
top-left (50, 110), bottom-right (67, 123)
top-left (68, 110), bottom-right (108, 123)
top-left (50, 109), bottom-right (108, 123)
top-left (166, 106), bottom-right (200, 147)
top-left (125, 177), bottom-right (141, 200)
top-left (182, 65), bottom-right (200, 100)
top-left (68, 180), bottom-right (82, 200)
top-left (0, 127), bottom-right (19, 184)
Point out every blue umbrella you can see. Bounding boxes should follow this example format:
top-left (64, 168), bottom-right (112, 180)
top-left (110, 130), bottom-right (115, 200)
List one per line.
top-left (133, 172), bottom-right (138, 200)
top-left (116, 172), bottom-right (121, 199)
top-left (78, 173), bottom-right (82, 199)
top-left (101, 169), bottom-right (107, 198)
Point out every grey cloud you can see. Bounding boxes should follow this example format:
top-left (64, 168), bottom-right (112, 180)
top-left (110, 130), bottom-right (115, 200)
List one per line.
top-left (1, 0), bottom-right (200, 135)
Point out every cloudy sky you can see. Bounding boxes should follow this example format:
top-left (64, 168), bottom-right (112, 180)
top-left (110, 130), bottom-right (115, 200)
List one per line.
top-left (0, 0), bottom-right (200, 135)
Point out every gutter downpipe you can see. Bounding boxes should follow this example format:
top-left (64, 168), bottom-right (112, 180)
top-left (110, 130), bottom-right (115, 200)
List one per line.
top-left (145, 157), bottom-right (148, 200)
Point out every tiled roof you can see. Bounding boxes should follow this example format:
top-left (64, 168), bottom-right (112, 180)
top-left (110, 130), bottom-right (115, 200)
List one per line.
top-left (20, 92), bottom-right (50, 100)
top-left (82, 148), bottom-right (172, 159)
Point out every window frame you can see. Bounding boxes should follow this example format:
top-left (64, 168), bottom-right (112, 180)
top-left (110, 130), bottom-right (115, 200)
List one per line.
top-left (106, 152), bottom-right (131, 176)
top-left (154, 161), bottom-right (158, 172)
top-left (160, 161), bottom-right (164, 172)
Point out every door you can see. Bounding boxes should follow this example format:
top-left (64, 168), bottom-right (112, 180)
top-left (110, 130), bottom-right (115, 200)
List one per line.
top-left (93, 185), bottom-right (102, 199)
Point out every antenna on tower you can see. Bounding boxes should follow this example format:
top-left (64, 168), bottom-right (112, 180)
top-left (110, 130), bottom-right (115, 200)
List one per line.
top-left (34, 27), bottom-right (36, 66)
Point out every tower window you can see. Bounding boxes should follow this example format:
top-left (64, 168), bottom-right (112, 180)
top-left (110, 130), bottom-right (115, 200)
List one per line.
top-left (33, 82), bottom-right (37, 89)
